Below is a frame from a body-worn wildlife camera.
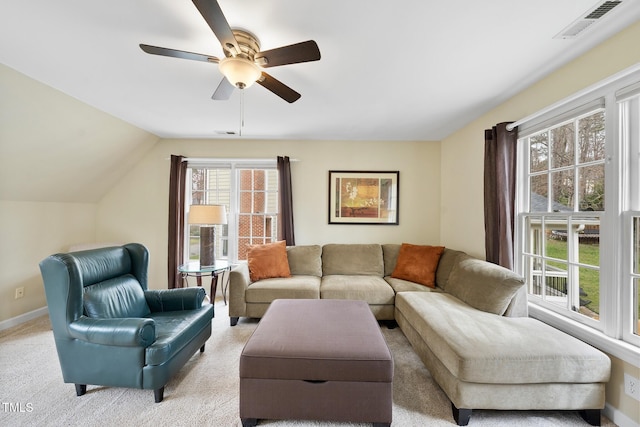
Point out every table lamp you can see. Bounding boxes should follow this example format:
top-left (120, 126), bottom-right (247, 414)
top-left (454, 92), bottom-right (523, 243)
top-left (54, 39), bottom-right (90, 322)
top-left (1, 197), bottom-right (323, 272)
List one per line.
top-left (188, 204), bottom-right (227, 267)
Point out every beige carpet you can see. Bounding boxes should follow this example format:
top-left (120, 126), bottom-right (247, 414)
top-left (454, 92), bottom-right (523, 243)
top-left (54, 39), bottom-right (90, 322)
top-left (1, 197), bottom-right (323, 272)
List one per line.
top-left (0, 297), bottom-right (616, 427)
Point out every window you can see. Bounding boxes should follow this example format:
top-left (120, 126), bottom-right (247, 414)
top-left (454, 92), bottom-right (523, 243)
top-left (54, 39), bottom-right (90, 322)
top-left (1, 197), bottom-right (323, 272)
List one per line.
top-left (521, 109), bottom-right (605, 328)
top-left (186, 161), bottom-right (279, 263)
top-left (188, 168), bottom-right (231, 262)
top-left (515, 68), bottom-right (640, 356)
top-left (620, 86), bottom-right (640, 345)
top-left (237, 168), bottom-right (279, 260)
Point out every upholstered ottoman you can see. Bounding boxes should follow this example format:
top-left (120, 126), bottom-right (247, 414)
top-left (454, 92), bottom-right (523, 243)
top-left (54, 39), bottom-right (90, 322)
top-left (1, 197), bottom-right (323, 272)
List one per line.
top-left (239, 299), bottom-right (393, 426)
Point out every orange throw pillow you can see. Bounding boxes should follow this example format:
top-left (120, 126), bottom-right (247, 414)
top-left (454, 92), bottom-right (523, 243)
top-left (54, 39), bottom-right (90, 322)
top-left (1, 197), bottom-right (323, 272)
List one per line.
top-left (247, 241), bottom-right (291, 282)
top-left (391, 243), bottom-right (445, 288)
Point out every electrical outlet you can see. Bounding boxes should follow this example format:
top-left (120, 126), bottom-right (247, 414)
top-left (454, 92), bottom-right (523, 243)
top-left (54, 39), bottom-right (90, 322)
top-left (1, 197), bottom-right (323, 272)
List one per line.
top-left (14, 287), bottom-right (24, 299)
top-left (624, 373), bottom-right (640, 401)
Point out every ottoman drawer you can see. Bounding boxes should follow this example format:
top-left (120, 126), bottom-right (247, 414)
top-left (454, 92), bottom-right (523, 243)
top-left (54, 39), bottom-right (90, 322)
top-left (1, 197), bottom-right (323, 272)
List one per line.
top-left (240, 378), bottom-right (392, 424)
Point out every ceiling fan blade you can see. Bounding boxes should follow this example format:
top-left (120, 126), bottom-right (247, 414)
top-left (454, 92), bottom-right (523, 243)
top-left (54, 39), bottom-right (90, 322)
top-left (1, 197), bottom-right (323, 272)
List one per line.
top-left (255, 40), bottom-right (321, 68)
top-left (191, 0), bottom-right (240, 54)
top-left (139, 44), bottom-right (219, 63)
top-left (256, 72), bottom-right (301, 103)
top-left (212, 77), bottom-right (235, 100)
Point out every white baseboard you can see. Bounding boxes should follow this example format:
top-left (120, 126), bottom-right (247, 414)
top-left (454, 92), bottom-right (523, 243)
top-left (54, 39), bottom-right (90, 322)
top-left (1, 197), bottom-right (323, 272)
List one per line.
top-left (604, 402), bottom-right (640, 427)
top-left (0, 306), bottom-right (48, 331)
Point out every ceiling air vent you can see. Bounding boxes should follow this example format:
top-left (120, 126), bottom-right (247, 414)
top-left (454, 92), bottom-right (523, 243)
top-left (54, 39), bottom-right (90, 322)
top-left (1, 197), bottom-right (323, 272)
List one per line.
top-left (554, 0), bottom-right (622, 39)
top-left (585, 1), bottom-right (622, 18)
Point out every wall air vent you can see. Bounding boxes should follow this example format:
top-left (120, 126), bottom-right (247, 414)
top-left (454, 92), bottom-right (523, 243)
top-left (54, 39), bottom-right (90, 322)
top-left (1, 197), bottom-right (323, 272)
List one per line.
top-left (554, 1), bottom-right (622, 39)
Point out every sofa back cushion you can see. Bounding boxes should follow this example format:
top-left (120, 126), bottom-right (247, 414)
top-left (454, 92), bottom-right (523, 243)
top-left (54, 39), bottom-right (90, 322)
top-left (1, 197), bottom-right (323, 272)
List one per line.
top-left (74, 246), bottom-right (133, 287)
top-left (322, 244), bottom-right (384, 276)
top-left (382, 244), bottom-right (401, 277)
top-left (83, 274), bottom-right (151, 318)
top-left (446, 255), bottom-right (525, 315)
top-left (287, 245), bottom-right (323, 276)
top-left (435, 248), bottom-right (467, 290)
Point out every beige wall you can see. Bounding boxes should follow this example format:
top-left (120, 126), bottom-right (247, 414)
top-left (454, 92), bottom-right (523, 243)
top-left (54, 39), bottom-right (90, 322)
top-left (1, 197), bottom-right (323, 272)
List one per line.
top-left (0, 64), bottom-right (157, 325)
top-left (439, 21), bottom-right (640, 426)
top-left (96, 137), bottom-right (441, 290)
top-left (0, 201), bottom-right (96, 321)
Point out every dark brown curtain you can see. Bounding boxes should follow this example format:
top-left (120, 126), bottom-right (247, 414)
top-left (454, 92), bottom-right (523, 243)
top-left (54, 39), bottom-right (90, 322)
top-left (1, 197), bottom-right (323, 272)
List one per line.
top-left (484, 123), bottom-right (517, 269)
top-left (277, 156), bottom-right (295, 245)
top-left (168, 155), bottom-right (187, 288)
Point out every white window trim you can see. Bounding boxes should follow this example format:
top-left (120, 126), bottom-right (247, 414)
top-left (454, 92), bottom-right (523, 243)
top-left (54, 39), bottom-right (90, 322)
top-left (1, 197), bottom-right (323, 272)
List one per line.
top-left (514, 65), bottom-right (640, 367)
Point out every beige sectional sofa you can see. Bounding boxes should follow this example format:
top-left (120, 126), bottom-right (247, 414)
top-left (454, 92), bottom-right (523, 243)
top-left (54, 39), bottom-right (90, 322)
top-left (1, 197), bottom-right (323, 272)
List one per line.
top-left (228, 243), bottom-right (611, 426)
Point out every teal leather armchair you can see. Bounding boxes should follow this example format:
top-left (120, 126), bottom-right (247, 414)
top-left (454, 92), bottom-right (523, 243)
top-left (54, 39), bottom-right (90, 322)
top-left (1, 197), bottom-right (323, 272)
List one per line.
top-left (39, 243), bottom-right (214, 402)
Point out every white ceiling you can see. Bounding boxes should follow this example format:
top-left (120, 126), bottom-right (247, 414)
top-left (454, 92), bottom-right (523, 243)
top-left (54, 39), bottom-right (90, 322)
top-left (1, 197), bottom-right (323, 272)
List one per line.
top-left (1, 0), bottom-right (639, 141)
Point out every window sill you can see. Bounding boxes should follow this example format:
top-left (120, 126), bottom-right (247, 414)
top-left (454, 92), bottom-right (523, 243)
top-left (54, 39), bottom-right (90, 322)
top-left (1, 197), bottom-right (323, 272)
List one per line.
top-left (528, 303), bottom-right (640, 368)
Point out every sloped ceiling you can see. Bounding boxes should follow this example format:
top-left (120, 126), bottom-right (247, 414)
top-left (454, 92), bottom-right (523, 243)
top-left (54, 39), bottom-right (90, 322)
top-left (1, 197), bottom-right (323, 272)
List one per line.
top-left (0, 64), bottom-right (158, 203)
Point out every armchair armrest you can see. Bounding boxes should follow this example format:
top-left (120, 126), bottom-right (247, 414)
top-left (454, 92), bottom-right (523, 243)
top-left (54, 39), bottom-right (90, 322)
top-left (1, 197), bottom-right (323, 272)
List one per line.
top-left (144, 287), bottom-right (205, 312)
top-left (68, 316), bottom-right (155, 347)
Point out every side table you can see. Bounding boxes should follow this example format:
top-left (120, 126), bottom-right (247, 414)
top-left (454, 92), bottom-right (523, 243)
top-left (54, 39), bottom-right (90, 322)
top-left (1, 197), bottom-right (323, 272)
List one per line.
top-left (178, 261), bottom-right (230, 314)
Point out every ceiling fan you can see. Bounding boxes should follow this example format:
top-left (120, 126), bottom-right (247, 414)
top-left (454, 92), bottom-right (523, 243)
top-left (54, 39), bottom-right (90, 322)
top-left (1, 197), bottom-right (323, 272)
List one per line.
top-left (139, 0), bottom-right (321, 103)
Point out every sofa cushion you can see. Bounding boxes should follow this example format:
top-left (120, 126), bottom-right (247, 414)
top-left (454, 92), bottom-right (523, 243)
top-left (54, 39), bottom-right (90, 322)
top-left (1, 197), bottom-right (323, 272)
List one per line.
top-left (83, 275), bottom-right (151, 318)
top-left (395, 292), bottom-right (610, 385)
top-left (322, 244), bottom-right (384, 276)
top-left (145, 307), bottom-right (213, 365)
top-left (286, 245), bottom-right (322, 277)
top-left (247, 241), bottom-right (291, 282)
top-left (435, 248), bottom-right (467, 290)
top-left (246, 276), bottom-right (321, 303)
top-left (321, 275), bottom-right (395, 305)
top-left (446, 255), bottom-right (525, 315)
top-left (391, 243), bottom-right (444, 288)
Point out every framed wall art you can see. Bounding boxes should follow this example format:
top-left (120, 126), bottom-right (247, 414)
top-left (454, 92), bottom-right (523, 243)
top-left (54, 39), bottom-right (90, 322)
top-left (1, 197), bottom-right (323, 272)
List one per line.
top-left (328, 170), bottom-right (399, 225)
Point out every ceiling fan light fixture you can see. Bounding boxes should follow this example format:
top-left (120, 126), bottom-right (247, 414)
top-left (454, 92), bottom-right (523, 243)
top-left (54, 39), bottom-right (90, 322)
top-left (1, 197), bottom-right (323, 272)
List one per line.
top-left (219, 56), bottom-right (261, 89)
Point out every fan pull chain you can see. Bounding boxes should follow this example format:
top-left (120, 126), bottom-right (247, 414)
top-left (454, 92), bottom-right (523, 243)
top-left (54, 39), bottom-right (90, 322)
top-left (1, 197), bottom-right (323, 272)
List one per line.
top-left (239, 90), bottom-right (245, 137)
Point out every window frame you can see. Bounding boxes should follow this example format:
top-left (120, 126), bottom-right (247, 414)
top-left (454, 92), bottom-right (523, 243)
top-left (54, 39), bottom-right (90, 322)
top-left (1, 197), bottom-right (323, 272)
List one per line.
top-left (514, 68), bottom-right (640, 366)
top-left (185, 158), bottom-right (278, 264)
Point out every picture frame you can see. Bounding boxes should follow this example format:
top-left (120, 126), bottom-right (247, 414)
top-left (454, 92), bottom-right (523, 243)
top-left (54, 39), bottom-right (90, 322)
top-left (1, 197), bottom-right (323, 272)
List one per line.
top-left (328, 170), bottom-right (399, 225)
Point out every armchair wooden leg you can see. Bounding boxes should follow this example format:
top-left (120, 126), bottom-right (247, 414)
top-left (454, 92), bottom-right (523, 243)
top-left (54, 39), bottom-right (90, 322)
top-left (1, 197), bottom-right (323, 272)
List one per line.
top-left (154, 387), bottom-right (164, 403)
top-left (241, 418), bottom-right (258, 427)
top-left (230, 316), bottom-right (239, 326)
top-left (200, 343), bottom-right (205, 353)
top-left (75, 384), bottom-right (86, 397)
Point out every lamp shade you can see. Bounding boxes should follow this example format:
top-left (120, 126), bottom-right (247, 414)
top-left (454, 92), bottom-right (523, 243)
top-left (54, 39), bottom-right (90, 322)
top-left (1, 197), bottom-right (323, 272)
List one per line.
top-left (219, 56), bottom-right (261, 89)
top-left (188, 205), bottom-right (228, 225)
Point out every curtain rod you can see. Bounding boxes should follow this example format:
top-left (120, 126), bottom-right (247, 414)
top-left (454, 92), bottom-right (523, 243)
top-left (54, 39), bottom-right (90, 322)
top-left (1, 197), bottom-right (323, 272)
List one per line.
top-left (178, 157), bottom-right (299, 163)
top-left (506, 62), bottom-right (640, 131)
